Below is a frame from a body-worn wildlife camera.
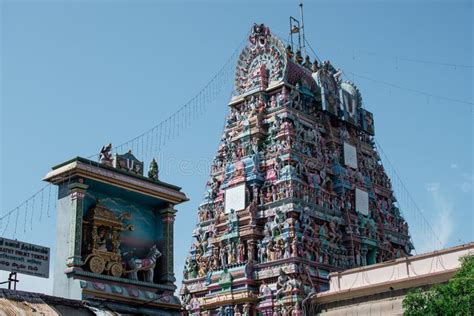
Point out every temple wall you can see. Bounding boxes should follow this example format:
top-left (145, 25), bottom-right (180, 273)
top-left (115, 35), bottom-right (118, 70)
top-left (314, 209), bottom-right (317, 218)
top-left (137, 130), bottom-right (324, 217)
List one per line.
top-left (326, 242), bottom-right (472, 294)
top-left (313, 243), bottom-right (473, 315)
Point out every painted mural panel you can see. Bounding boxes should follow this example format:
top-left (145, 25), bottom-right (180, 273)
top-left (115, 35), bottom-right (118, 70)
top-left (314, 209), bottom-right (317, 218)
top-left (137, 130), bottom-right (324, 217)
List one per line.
top-left (80, 188), bottom-right (164, 283)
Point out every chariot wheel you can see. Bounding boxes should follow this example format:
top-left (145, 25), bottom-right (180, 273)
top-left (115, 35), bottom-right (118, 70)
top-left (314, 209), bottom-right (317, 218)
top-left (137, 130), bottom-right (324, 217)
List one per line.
top-left (109, 262), bottom-right (123, 277)
top-left (89, 256), bottom-right (105, 274)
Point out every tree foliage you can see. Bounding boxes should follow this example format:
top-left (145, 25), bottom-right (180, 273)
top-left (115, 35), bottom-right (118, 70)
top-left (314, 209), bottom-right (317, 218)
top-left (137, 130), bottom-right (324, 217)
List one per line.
top-left (403, 254), bottom-right (474, 315)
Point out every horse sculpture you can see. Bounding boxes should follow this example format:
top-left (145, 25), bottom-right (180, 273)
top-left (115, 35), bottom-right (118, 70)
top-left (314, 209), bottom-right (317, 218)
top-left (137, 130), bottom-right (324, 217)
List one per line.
top-left (125, 245), bottom-right (161, 282)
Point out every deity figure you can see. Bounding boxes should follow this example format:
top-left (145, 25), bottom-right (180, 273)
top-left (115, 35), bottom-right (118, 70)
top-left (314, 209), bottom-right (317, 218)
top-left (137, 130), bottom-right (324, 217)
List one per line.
top-left (220, 242), bottom-right (228, 266)
top-left (259, 281), bottom-right (272, 297)
top-left (238, 241), bottom-right (246, 263)
top-left (247, 240), bottom-right (255, 262)
top-left (243, 303), bottom-right (251, 316)
top-left (197, 255), bottom-right (208, 277)
top-left (227, 209), bottom-right (238, 233)
top-left (292, 301), bottom-right (302, 316)
top-left (275, 268), bottom-right (289, 297)
top-left (99, 143), bottom-right (113, 165)
top-left (291, 237), bottom-right (299, 257)
top-left (319, 222), bottom-right (328, 242)
top-left (181, 284), bottom-right (192, 306)
top-left (277, 86), bottom-right (289, 107)
top-left (95, 226), bottom-right (110, 252)
top-left (234, 304), bottom-right (242, 316)
top-left (266, 240), bottom-right (275, 261)
top-left (273, 307), bottom-right (282, 316)
top-left (263, 216), bottom-right (273, 238)
top-left (229, 242), bottom-right (236, 264)
top-left (328, 220), bottom-right (342, 243)
top-left (355, 246), bottom-right (361, 266)
top-left (270, 95), bottom-right (277, 108)
top-left (284, 239), bottom-right (291, 259)
top-left (217, 306), bottom-right (225, 316)
top-left (211, 250), bottom-right (220, 269)
top-left (257, 240), bottom-right (266, 263)
top-left (275, 239), bottom-right (284, 260)
top-left (148, 158), bottom-right (159, 180)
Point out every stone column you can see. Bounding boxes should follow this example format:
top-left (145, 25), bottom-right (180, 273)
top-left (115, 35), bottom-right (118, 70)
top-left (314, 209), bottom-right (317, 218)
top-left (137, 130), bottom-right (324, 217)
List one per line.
top-left (160, 206), bottom-right (177, 285)
top-left (66, 181), bottom-right (89, 267)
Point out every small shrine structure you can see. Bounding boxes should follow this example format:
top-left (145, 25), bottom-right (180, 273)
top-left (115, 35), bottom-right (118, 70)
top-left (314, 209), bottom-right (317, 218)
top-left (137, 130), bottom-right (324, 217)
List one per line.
top-left (44, 148), bottom-right (188, 315)
top-left (180, 24), bottom-right (413, 315)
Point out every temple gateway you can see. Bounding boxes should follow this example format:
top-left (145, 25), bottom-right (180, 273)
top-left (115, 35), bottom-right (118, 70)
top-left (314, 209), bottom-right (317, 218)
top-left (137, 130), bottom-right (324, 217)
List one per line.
top-left (180, 24), bottom-right (413, 315)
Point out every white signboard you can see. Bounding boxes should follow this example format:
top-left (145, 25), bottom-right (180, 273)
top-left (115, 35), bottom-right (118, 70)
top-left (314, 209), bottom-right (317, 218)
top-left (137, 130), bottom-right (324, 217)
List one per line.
top-left (224, 184), bottom-right (246, 214)
top-left (355, 188), bottom-right (369, 216)
top-left (344, 142), bottom-right (358, 169)
top-left (0, 237), bottom-right (50, 278)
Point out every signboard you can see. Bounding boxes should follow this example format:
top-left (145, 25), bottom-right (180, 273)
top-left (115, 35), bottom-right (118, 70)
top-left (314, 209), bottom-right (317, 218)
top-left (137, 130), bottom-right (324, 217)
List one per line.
top-left (343, 142), bottom-right (358, 169)
top-left (0, 237), bottom-right (50, 278)
top-left (355, 188), bottom-right (369, 216)
top-left (224, 184), bottom-right (246, 214)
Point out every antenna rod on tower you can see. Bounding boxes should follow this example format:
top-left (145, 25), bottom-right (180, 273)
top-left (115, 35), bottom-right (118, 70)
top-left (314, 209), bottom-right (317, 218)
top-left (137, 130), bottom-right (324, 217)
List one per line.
top-left (299, 2), bottom-right (306, 56)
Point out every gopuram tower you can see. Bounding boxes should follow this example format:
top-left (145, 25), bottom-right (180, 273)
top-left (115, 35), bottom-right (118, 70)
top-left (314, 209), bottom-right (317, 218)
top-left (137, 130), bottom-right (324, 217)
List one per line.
top-left (181, 24), bottom-right (413, 315)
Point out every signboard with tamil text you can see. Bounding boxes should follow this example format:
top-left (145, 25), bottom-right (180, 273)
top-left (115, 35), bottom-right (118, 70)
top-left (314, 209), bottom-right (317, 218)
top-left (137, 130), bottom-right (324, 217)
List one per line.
top-left (0, 237), bottom-right (50, 278)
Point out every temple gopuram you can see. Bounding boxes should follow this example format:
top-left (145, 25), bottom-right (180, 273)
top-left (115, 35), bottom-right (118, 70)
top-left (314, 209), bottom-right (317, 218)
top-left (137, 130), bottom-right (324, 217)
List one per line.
top-left (181, 24), bottom-right (413, 315)
top-left (44, 148), bottom-right (188, 315)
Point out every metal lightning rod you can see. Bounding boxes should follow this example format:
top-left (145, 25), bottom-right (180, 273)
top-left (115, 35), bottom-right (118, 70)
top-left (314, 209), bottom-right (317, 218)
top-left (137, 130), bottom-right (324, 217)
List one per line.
top-left (299, 2), bottom-right (306, 56)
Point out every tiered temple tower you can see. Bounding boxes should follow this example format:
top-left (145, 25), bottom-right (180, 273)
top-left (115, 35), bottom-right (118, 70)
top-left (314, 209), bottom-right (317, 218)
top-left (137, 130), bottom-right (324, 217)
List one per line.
top-left (181, 24), bottom-right (413, 315)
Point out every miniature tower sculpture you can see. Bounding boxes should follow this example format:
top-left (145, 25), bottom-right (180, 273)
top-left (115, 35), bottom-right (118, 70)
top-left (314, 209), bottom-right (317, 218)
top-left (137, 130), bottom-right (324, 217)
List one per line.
top-left (181, 24), bottom-right (413, 315)
top-left (44, 150), bottom-right (188, 314)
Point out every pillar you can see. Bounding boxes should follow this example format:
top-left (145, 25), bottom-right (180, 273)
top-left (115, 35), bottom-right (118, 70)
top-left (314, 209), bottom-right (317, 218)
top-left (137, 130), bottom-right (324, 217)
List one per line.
top-left (66, 180), bottom-right (89, 267)
top-left (160, 206), bottom-right (177, 284)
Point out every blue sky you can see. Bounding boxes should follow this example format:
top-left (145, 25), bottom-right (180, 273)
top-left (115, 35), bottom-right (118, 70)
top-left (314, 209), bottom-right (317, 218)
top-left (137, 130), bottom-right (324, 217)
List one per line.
top-left (1, 0), bottom-right (472, 294)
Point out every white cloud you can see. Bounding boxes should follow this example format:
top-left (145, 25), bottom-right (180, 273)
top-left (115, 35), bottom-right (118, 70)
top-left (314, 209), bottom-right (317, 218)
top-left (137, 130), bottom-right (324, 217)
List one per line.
top-left (415, 183), bottom-right (454, 253)
top-left (461, 173), bottom-right (473, 193)
top-left (409, 183), bottom-right (454, 254)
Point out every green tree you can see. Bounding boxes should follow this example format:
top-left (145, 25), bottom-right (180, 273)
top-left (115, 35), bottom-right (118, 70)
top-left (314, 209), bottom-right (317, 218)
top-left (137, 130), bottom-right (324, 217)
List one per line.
top-left (403, 254), bottom-right (474, 315)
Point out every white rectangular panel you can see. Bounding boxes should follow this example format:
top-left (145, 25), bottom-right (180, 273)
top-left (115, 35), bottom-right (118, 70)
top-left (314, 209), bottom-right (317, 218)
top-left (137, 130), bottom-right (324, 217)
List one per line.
top-left (356, 188), bottom-right (369, 216)
top-left (344, 142), bottom-right (358, 169)
top-left (224, 184), bottom-right (246, 214)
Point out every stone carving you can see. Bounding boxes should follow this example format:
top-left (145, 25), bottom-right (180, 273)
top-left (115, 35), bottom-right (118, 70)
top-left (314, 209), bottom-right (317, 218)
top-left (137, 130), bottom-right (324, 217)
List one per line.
top-left (82, 204), bottom-right (133, 278)
top-left (181, 23), bottom-right (413, 314)
top-left (148, 158), bottom-right (159, 180)
top-left (99, 143), bottom-right (113, 165)
top-left (114, 150), bottom-right (144, 175)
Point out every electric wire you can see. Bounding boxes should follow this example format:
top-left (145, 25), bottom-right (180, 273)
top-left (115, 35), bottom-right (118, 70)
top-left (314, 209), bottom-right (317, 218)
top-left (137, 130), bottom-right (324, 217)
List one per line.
top-left (0, 34), bottom-right (247, 239)
top-left (345, 70), bottom-right (473, 107)
top-left (347, 48), bottom-right (473, 69)
top-left (374, 140), bottom-right (443, 249)
top-left (304, 39), bottom-right (473, 108)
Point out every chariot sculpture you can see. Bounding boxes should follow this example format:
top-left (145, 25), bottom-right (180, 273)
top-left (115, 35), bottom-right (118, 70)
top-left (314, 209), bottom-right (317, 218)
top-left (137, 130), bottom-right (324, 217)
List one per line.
top-left (82, 204), bottom-right (133, 278)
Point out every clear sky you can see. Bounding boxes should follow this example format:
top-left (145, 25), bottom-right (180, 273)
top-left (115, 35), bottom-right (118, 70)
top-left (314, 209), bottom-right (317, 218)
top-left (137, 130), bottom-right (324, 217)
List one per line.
top-left (1, 0), bottom-right (472, 294)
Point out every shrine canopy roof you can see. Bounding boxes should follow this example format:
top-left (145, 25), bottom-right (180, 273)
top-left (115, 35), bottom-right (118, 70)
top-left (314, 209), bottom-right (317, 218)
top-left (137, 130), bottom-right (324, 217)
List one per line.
top-left (43, 156), bottom-right (189, 206)
top-left (232, 23), bottom-right (318, 100)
